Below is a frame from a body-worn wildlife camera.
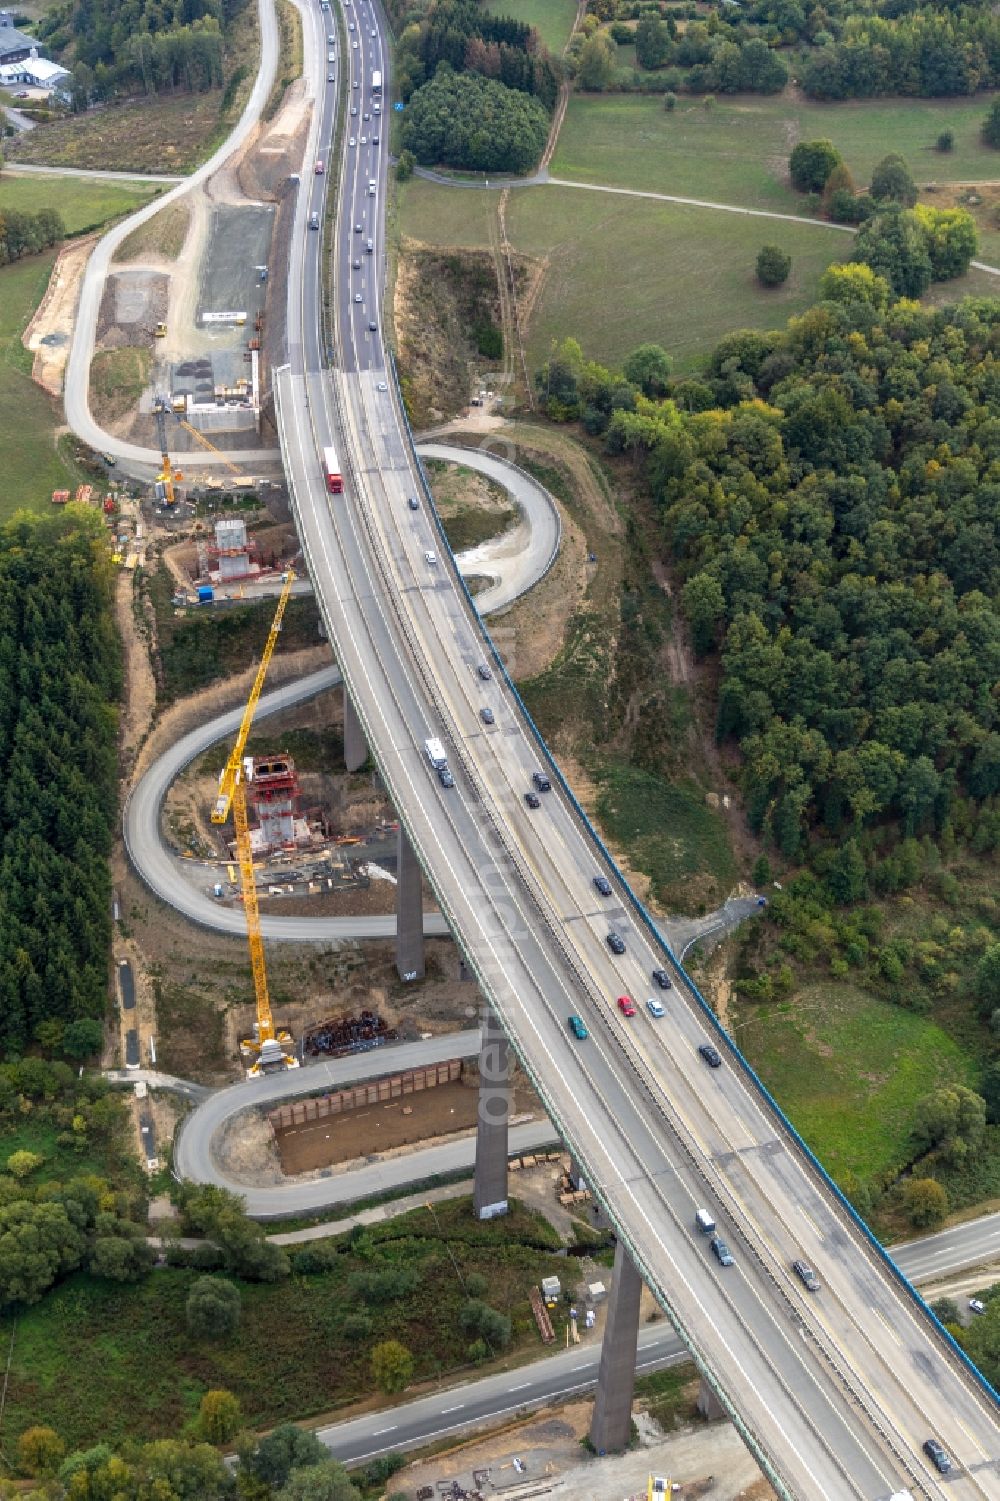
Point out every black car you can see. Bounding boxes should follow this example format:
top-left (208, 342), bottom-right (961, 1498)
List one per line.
top-left (354, 222), bottom-right (363, 233)
top-left (710, 1235), bottom-right (734, 1267)
top-left (791, 1258), bottom-right (820, 1292)
top-left (438, 767), bottom-right (454, 788)
top-left (524, 791), bottom-right (541, 809)
top-left (606, 932), bottom-right (625, 955)
top-left (368, 320), bottom-right (377, 332)
top-left (593, 875), bottom-right (612, 897)
top-left (532, 770), bottom-right (551, 792)
top-left (407, 496), bottom-right (420, 511)
top-left (480, 707), bottom-right (495, 725)
top-left (652, 968), bottom-right (673, 989)
top-left (476, 663), bottom-right (492, 681)
top-left (698, 1042), bottom-right (722, 1068)
top-left (922, 1439), bottom-right (952, 1474)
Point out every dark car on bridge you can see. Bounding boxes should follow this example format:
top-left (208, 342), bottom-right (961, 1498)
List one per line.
top-left (698, 1042), bottom-right (722, 1068)
top-left (652, 968), bottom-right (672, 989)
top-left (792, 1258), bottom-right (820, 1293)
top-left (923, 1439), bottom-right (952, 1474)
top-left (606, 932), bottom-right (625, 955)
top-left (710, 1235), bottom-right (734, 1267)
top-left (593, 875), bottom-right (612, 897)
top-left (567, 1015), bottom-right (588, 1040)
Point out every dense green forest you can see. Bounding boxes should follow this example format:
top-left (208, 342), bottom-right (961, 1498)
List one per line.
top-left (35, 0), bottom-right (246, 100)
top-left (577, 0), bottom-right (1000, 100)
top-left (0, 511), bottom-right (120, 1058)
top-left (394, 0), bottom-right (559, 172)
top-left (537, 273), bottom-right (1000, 861)
top-left (400, 67), bottom-right (550, 172)
top-left (0, 208), bottom-right (65, 268)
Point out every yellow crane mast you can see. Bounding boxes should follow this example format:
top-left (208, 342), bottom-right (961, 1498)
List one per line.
top-left (211, 569), bottom-right (299, 1077)
top-left (174, 415), bottom-right (247, 479)
top-left (152, 397), bottom-right (182, 506)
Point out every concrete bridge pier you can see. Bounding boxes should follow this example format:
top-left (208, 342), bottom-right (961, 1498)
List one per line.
top-left (395, 823), bottom-right (425, 982)
top-left (589, 1238), bottom-right (643, 1453)
top-left (697, 1377), bottom-right (726, 1421)
top-left (472, 1005), bottom-right (511, 1220)
top-left (343, 685), bottom-right (367, 772)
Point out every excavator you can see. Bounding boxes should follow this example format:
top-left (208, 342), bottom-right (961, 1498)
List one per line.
top-left (211, 568), bottom-right (300, 1077)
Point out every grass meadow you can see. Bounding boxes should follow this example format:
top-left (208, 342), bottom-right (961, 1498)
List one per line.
top-left (483, 0), bottom-right (578, 53)
top-left (0, 174), bottom-right (157, 233)
top-left (551, 92), bottom-right (1000, 212)
top-left (734, 984), bottom-right (977, 1188)
top-left (398, 177), bottom-right (854, 371)
top-left (0, 1199), bottom-right (565, 1449)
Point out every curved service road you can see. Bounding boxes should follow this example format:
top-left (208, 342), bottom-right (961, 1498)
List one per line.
top-left (62, 0), bottom-right (282, 471)
top-left (419, 442), bottom-right (561, 615)
top-left (123, 665), bottom-right (449, 941)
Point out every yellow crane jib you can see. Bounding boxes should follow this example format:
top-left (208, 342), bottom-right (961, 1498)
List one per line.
top-left (211, 568), bottom-right (299, 1078)
top-left (212, 568), bottom-right (296, 826)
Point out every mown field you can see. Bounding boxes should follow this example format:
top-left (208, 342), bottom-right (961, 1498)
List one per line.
top-left (0, 255), bottom-right (79, 517)
top-left (0, 1199), bottom-right (565, 1449)
top-left (398, 177), bottom-right (854, 371)
top-left (0, 173), bottom-right (162, 517)
top-left (734, 984), bottom-right (977, 1189)
top-left (551, 92), bottom-right (1000, 212)
top-left (0, 174), bottom-right (157, 233)
top-left (483, 0), bottom-right (578, 53)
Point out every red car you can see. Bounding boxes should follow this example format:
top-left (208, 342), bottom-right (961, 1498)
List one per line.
top-left (617, 995), bottom-right (637, 1018)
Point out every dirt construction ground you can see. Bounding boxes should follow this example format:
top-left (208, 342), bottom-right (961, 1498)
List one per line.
top-left (274, 1073), bottom-right (540, 1174)
top-left (394, 1401), bottom-right (773, 1501)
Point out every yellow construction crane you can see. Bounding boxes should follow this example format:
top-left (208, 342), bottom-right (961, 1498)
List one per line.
top-left (212, 568), bottom-right (299, 1078)
top-left (174, 414), bottom-right (248, 480)
top-left (151, 395), bottom-right (251, 505)
top-left (152, 396), bottom-right (182, 506)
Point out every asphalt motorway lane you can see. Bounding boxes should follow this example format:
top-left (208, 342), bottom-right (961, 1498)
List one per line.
top-left (317, 1325), bottom-right (688, 1465)
top-left (316, 1203), bottom-right (1000, 1468)
top-left (273, 4), bottom-right (1000, 1495)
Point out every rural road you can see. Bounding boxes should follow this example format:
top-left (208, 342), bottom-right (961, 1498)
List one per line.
top-left (62, 0), bottom-right (282, 469)
top-left (8, 162), bottom-right (184, 183)
top-left (124, 663), bottom-right (449, 943)
top-left (309, 1211), bottom-right (1000, 1465)
top-left (418, 442), bottom-right (560, 614)
top-left (172, 1028), bottom-right (564, 1219)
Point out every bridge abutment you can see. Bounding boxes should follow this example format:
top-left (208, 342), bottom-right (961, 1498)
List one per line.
top-left (472, 1005), bottom-right (510, 1220)
top-left (589, 1238), bottom-right (642, 1454)
top-left (395, 823), bottom-right (425, 981)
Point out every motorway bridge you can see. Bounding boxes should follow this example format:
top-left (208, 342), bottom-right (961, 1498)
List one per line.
top-left (263, 0), bottom-right (1000, 1496)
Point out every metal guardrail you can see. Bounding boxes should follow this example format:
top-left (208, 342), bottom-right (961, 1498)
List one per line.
top-left (387, 350), bottom-right (1000, 1418)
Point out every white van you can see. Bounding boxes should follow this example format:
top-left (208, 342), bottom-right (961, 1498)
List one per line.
top-left (368, 179), bottom-right (377, 196)
top-left (695, 1209), bottom-right (716, 1235)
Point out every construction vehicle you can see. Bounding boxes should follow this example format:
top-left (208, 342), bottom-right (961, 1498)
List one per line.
top-left (153, 396), bottom-right (183, 505)
top-left (211, 568), bottom-right (300, 1078)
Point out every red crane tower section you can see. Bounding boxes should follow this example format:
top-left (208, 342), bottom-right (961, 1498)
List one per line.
top-left (249, 754), bottom-right (301, 852)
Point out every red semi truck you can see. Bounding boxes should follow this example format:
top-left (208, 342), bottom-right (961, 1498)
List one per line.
top-left (323, 446), bottom-right (344, 494)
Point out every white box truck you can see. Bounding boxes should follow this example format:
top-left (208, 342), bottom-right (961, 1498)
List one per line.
top-left (424, 737), bottom-right (447, 770)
